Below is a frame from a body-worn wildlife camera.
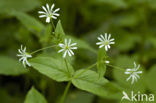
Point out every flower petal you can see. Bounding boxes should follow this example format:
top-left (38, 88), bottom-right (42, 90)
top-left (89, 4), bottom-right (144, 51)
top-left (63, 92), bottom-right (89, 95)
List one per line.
top-left (46, 17), bottom-right (50, 23)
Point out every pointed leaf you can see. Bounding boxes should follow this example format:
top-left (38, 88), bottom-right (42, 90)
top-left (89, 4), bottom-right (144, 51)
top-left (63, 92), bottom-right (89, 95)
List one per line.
top-left (30, 56), bottom-right (74, 82)
top-left (24, 87), bottom-right (47, 103)
top-left (53, 20), bottom-right (65, 44)
top-left (72, 69), bottom-right (121, 99)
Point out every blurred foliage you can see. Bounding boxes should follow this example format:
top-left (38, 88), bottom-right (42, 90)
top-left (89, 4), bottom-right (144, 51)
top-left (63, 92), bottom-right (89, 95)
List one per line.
top-left (0, 0), bottom-right (156, 103)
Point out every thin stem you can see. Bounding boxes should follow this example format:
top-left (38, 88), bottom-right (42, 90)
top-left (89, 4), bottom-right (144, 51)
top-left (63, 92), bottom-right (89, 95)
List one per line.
top-left (60, 81), bottom-right (71, 103)
top-left (30, 45), bottom-right (57, 55)
top-left (51, 19), bottom-right (56, 30)
top-left (74, 62), bottom-right (97, 78)
top-left (64, 59), bottom-right (71, 77)
top-left (106, 64), bottom-right (125, 71)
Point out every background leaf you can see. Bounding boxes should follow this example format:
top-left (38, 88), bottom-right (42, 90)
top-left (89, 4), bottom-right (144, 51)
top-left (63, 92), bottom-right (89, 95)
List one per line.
top-left (145, 65), bottom-right (156, 93)
top-left (24, 87), bottom-right (47, 103)
top-left (0, 56), bottom-right (28, 76)
top-left (11, 11), bottom-right (45, 35)
top-left (0, 0), bottom-right (40, 14)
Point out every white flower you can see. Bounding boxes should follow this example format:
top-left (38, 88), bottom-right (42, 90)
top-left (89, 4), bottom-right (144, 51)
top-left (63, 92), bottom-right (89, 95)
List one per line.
top-left (38, 3), bottom-right (60, 23)
top-left (105, 60), bottom-right (110, 64)
top-left (124, 62), bottom-right (142, 84)
top-left (58, 39), bottom-right (77, 58)
top-left (17, 45), bottom-right (32, 68)
top-left (96, 33), bottom-right (115, 51)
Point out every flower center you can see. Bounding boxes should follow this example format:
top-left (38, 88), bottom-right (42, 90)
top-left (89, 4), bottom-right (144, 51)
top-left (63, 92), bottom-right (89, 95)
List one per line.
top-left (65, 45), bottom-right (70, 50)
top-left (105, 40), bottom-right (110, 45)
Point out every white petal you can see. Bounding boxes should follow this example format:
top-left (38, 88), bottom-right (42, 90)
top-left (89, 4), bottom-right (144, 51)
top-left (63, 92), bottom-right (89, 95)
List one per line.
top-left (126, 68), bottom-right (132, 72)
top-left (96, 42), bottom-right (102, 45)
top-left (27, 54), bottom-right (32, 58)
top-left (110, 42), bottom-right (115, 44)
top-left (52, 16), bottom-right (57, 19)
top-left (131, 76), bottom-right (135, 84)
top-left (46, 17), bottom-right (50, 23)
top-left (99, 45), bottom-right (104, 48)
top-left (51, 4), bottom-right (55, 11)
top-left (68, 39), bottom-right (71, 45)
top-left (108, 34), bottom-right (111, 40)
top-left (68, 51), bottom-right (72, 57)
top-left (18, 49), bottom-right (22, 54)
top-left (124, 71), bottom-right (131, 74)
top-left (42, 6), bottom-right (48, 12)
top-left (136, 64), bottom-right (140, 70)
top-left (63, 50), bottom-right (67, 58)
top-left (70, 43), bottom-right (77, 46)
top-left (97, 37), bottom-right (103, 42)
top-left (17, 54), bottom-right (23, 57)
top-left (26, 59), bottom-right (31, 67)
top-left (21, 45), bottom-right (23, 50)
top-left (38, 11), bottom-right (46, 14)
top-left (46, 4), bottom-right (50, 11)
top-left (105, 33), bottom-right (107, 40)
top-left (136, 71), bottom-right (142, 74)
top-left (58, 49), bottom-right (64, 53)
top-left (71, 47), bottom-right (77, 49)
top-left (39, 15), bottom-right (47, 18)
top-left (134, 62), bottom-right (136, 68)
top-left (108, 45), bottom-right (110, 48)
top-left (59, 44), bottom-right (65, 48)
top-left (53, 13), bottom-right (59, 16)
top-left (69, 49), bottom-right (74, 55)
top-left (135, 73), bottom-right (140, 79)
top-left (53, 8), bottom-right (60, 13)
top-left (126, 75), bottom-right (132, 81)
top-left (19, 57), bottom-right (24, 61)
top-left (105, 60), bottom-right (109, 64)
top-left (22, 58), bottom-right (26, 68)
top-left (100, 35), bottom-right (105, 40)
top-left (105, 46), bottom-right (108, 51)
top-left (110, 38), bottom-right (114, 41)
top-left (65, 39), bottom-right (67, 45)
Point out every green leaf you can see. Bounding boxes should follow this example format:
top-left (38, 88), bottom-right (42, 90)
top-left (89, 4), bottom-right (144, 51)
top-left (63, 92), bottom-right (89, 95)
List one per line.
top-left (24, 87), bottom-right (47, 103)
top-left (55, 20), bottom-right (65, 37)
top-left (145, 65), bottom-right (156, 92)
top-left (11, 11), bottom-right (44, 35)
top-left (30, 56), bottom-right (74, 82)
top-left (0, 56), bottom-right (28, 76)
top-left (66, 35), bottom-right (97, 54)
top-left (0, 0), bottom-right (40, 14)
top-left (72, 69), bottom-right (121, 99)
top-left (97, 47), bottom-right (107, 78)
top-left (53, 20), bottom-right (65, 44)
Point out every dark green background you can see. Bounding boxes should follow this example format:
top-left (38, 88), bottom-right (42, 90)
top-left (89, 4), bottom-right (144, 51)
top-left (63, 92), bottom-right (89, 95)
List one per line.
top-left (0, 0), bottom-right (156, 103)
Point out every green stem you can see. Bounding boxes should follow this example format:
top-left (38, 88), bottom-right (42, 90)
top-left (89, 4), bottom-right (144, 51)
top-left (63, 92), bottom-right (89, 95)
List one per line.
top-left (74, 62), bottom-right (97, 78)
top-left (51, 19), bottom-right (56, 30)
top-left (64, 59), bottom-right (71, 77)
top-left (30, 45), bottom-right (56, 55)
top-left (60, 81), bottom-right (71, 103)
top-left (106, 64), bottom-right (125, 71)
